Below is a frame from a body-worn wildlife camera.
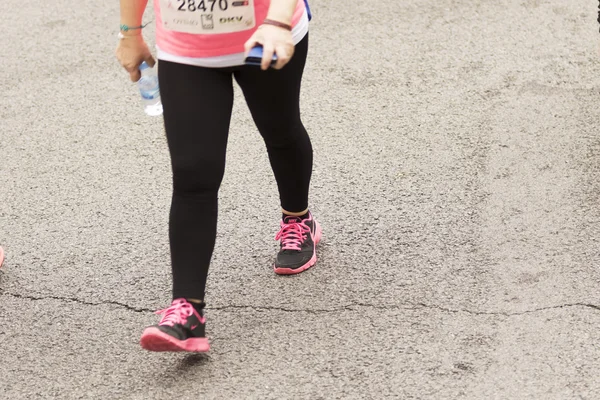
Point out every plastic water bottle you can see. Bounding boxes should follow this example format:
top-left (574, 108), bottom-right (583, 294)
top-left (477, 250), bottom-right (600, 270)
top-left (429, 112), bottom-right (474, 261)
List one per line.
top-left (138, 61), bottom-right (163, 116)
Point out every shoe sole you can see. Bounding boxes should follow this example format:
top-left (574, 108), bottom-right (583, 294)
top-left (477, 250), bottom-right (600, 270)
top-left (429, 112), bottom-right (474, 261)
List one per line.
top-left (274, 220), bottom-right (322, 275)
top-left (140, 327), bottom-right (210, 353)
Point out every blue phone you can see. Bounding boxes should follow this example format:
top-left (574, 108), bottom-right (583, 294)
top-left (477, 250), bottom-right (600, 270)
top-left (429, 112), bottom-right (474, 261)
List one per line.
top-left (244, 45), bottom-right (277, 67)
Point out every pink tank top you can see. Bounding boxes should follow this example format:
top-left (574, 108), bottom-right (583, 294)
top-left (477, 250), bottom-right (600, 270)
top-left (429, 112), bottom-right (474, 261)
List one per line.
top-left (154, 0), bottom-right (306, 58)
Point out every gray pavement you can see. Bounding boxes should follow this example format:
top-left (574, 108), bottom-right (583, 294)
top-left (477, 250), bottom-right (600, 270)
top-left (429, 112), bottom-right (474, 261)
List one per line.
top-left (1, 0), bottom-right (600, 398)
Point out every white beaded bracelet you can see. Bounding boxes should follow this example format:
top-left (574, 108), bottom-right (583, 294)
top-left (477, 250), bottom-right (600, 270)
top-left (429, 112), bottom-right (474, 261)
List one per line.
top-left (117, 32), bottom-right (141, 40)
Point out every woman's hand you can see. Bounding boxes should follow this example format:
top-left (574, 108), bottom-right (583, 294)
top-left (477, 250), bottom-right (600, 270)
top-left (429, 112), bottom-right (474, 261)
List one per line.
top-left (115, 35), bottom-right (156, 82)
top-left (244, 24), bottom-right (295, 70)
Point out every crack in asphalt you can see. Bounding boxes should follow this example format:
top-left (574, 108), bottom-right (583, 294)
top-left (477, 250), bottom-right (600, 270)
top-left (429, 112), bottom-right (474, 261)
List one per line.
top-left (1, 290), bottom-right (599, 316)
top-left (0, 291), bottom-right (154, 313)
top-left (411, 302), bottom-right (600, 317)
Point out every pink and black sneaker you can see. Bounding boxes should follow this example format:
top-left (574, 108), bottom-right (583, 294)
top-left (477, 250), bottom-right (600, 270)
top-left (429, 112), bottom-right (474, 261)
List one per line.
top-left (140, 298), bottom-right (209, 352)
top-left (274, 212), bottom-right (322, 275)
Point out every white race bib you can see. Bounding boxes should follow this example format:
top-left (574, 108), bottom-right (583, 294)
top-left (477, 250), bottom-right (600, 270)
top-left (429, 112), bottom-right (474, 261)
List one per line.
top-left (159, 0), bottom-right (255, 34)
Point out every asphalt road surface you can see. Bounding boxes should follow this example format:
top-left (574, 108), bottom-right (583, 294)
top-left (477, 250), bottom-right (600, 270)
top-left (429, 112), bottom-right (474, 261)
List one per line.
top-left (1, 0), bottom-right (600, 398)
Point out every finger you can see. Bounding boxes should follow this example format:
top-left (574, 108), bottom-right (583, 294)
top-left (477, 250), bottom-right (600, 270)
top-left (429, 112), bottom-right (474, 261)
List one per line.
top-left (244, 37), bottom-right (264, 58)
top-left (125, 62), bottom-right (140, 74)
top-left (261, 44), bottom-right (275, 70)
top-left (244, 38), bottom-right (257, 57)
top-left (273, 44), bottom-right (292, 70)
top-left (129, 69), bottom-right (141, 82)
top-left (145, 54), bottom-right (156, 68)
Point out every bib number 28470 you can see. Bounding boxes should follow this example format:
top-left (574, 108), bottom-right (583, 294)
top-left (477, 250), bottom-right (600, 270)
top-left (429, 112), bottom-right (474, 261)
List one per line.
top-left (160, 0), bottom-right (255, 34)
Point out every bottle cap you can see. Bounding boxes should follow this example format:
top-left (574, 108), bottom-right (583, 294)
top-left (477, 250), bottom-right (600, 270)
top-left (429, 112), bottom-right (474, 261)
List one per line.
top-left (139, 61), bottom-right (149, 71)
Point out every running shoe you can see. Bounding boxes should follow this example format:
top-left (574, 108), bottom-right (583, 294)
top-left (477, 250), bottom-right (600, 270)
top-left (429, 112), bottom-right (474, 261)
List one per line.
top-left (0, 246), bottom-right (4, 268)
top-left (274, 212), bottom-right (322, 275)
top-left (140, 298), bottom-right (209, 352)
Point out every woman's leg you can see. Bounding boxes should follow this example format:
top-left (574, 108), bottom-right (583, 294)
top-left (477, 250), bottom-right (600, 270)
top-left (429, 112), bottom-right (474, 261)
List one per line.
top-left (158, 60), bottom-right (234, 302)
top-left (141, 61), bottom-right (234, 353)
top-left (234, 35), bottom-right (321, 275)
top-left (233, 34), bottom-right (312, 214)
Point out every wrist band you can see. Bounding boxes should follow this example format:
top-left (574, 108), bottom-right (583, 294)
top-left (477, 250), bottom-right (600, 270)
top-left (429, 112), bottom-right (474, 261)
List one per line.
top-left (120, 22), bottom-right (151, 32)
top-left (261, 19), bottom-right (292, 31)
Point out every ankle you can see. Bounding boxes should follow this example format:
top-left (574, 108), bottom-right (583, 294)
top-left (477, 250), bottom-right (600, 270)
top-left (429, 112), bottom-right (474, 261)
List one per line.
top-left (186, 298), bottom-right (206, 314)
top-left (282, 209), bottom-right (310, 221)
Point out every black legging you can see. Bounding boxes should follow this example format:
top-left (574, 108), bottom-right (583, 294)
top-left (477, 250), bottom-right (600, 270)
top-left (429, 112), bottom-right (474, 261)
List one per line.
top-left (158, 35), bottom-right (312, 301)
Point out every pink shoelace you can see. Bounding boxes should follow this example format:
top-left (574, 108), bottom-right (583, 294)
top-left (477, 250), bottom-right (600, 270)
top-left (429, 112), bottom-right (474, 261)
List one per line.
top-left (275, 218), bottom-right (311, 251)
top-left (155, 298), bottom-right (195, 327)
